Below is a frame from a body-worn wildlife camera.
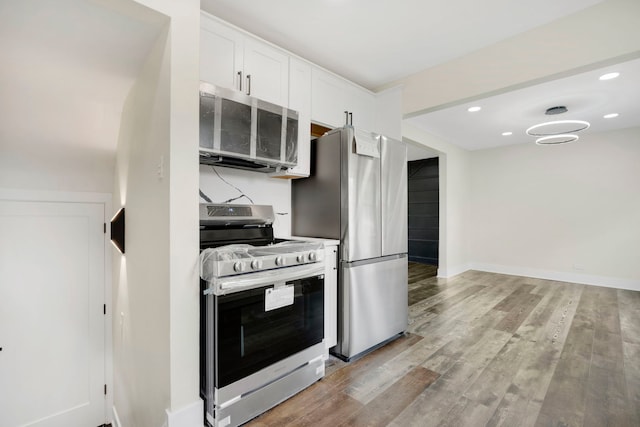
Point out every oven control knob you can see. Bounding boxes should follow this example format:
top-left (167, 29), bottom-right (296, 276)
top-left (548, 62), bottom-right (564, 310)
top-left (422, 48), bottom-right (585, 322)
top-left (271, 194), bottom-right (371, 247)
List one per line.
top-left (296, 254), bottom-right (305, 263)
top-left (275, 256), bottom-right (285, 266)
top-left (250, 260), bottom-right (262, 270)
top-left (233, 261), bottom-right (245, 272)
top-left (308, 251), bottom-right (318, 262)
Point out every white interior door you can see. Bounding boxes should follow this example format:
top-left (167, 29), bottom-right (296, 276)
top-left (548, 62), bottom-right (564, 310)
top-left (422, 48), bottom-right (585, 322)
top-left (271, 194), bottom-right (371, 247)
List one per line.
top-left (0, 200), bottom-right (105, 427)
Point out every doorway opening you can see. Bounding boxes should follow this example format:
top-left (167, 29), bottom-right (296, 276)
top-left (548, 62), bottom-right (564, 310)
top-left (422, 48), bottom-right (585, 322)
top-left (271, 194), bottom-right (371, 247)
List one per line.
top-left (408, 157), bottom-right (439, 268)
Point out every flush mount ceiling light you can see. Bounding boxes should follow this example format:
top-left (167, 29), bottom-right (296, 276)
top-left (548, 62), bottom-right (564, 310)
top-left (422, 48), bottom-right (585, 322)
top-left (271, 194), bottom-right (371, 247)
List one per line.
top-left (599, 72), bottom-right (620, 81)
top-left (467, 106), bottom-right (481, 112)
top-left (526, 120), bottom-right (590, 137)
top-left (603, 113), bottom-right (619, 119)
top-left (501, 131), bottom-right (512, 136)
top-left (535, 134), bottom-right (579, 145)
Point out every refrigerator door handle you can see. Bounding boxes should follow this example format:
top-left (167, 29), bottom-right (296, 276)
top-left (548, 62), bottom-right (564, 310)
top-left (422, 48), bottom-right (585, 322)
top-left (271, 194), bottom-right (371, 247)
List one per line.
top-left (342, 253), bottom-right (405, 268)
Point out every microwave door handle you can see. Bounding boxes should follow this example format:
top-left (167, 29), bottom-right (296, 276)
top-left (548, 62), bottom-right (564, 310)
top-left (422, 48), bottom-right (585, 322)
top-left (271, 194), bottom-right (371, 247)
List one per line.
top-left (237, 71), bottom-right (242, 92)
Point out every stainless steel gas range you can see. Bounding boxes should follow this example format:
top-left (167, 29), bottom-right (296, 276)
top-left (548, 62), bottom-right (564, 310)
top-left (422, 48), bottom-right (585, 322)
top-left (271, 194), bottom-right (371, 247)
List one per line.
top-left (199, 204), bottom-right (326, 427)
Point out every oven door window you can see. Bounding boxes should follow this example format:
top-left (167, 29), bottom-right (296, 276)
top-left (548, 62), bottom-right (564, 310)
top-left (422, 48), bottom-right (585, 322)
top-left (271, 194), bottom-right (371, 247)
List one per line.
top-left (216, 276), bottom-right (324, 388)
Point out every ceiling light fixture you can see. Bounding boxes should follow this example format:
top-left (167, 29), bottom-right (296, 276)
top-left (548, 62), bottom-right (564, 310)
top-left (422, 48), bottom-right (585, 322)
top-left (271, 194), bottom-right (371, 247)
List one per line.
top-left (603, 113), bottom-right (619, 119)
top-left (545, 106), bottom-right (567, 115)
top-left (535, 134), bottom-right (579, 145)
top-left (526, 119), bottom-right (590, 136)
top-left (599, 72), bottom-right (620, 81)
top-left (501, 132), bottom-right (512, 136)
top-left (467, 106), bottom-right (481, 112)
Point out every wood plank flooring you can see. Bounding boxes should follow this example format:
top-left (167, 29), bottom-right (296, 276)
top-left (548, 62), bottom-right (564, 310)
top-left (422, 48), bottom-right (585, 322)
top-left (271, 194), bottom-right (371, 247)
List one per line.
top-left (245, 268), bottom-right (640, 426)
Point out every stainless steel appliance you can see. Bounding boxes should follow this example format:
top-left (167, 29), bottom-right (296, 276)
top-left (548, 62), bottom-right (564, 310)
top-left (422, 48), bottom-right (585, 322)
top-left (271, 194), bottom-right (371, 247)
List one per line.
top-left (292, 126), bottom-right (408, 361)
top-left (199, 204), bottom-right (325, 427)
top-left (199, 82), bottom-right (299, 172)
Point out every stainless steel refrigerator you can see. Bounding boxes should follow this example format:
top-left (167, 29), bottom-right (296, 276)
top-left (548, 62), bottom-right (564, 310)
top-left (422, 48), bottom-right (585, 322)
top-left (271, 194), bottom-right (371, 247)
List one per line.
top-left (292, 126), bottom-right (408, 360)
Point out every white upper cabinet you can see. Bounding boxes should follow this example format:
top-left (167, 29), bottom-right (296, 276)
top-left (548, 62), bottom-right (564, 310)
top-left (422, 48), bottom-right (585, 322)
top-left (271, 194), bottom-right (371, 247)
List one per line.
top-left (374, 85), bottom-right (403, 140)
top-left (199, 12), bottom-right (403, 179)
top-left (311, 67), bottom-right (375, 132)
top-left (272, 58), bottom-right (312, 178)
top-left (200, 13), bottom-right (289, 106)
top-left (243, 38), bottom-right (289, 106)
top-left (311, 68), bottom-right (347, 129)
top-left (347, 84), bottom-right (375, 132)
top-left (200, 15), bottom-right (243, 91)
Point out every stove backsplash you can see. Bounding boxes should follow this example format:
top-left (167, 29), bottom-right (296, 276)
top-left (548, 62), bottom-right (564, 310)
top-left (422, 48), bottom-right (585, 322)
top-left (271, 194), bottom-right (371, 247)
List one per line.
top-left (199, 164), bottom-right (292, 238)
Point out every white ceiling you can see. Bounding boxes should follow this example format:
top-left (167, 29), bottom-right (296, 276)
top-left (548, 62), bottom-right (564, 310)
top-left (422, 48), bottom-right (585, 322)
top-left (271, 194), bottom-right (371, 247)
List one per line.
top-left (0, 0), bottom-right (166, 155)
top-left (200, 0), bottom-right (640, 155)
top-left (1, 0), bottom-right (635, 162)
top-left (406, 56), bottom-right (640, 150)
top-left (200, 0), bottom-right (604, 90)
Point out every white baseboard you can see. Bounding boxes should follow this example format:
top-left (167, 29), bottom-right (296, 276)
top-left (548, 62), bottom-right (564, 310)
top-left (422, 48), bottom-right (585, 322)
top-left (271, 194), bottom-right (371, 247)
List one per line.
top-left (112, 406), bottom-right (122, 427)
top-left (437, 263), bottom-right (471, 278)
top-left (166, 399), bottom-right (204, 427)
top-left (470, 262), bottom-right (640, 292)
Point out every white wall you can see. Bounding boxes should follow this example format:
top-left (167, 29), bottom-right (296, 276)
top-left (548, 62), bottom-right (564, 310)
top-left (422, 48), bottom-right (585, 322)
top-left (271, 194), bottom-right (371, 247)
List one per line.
top-left (0, 145), bottom-right (114, 193)
top-left (112, 0), bottom-right (202, 424)
top-left (403, 122), bottom-right (471, 277)
top-left (389, 0), bottom-right (640, 115)
top-left (199, 165), bottom-right (292, 237)
top-left (469, 127), bottom-right (640, 290)
top-left (112, 21), bottom-right (172, 427)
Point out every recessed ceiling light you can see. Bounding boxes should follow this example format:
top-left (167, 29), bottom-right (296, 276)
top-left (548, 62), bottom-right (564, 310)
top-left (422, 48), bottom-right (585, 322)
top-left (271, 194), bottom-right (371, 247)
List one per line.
top-left (599, 72), bottom-right (620, 81)
top-left (536, 134), bottom-right (579, 145)
top-left (603, 113), bottom-right (619, 119)
top-left (467, 106), bottom-right (481, 112)
top-left (501, 132), bottom-right (513, 136)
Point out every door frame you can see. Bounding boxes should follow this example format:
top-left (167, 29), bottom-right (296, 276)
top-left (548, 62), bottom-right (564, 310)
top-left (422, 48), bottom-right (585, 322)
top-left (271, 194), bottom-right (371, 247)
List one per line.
top-left (0, 188), bottom-right (113, 425)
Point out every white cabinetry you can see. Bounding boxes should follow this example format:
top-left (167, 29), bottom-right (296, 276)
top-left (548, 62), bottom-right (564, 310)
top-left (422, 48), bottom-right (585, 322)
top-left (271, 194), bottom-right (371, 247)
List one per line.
top-left (271, 58), bottom-right (312, 178)
top-left (375, 85), bottom-right (403, 140)
top-left (200, 13), bottom-right (289, 106)
top-left (200, 12), bottom-right (403, 180)
top-left (311, 67), bottom-right (375, 131)
top-left (200, 15), bottom-right (243, 92)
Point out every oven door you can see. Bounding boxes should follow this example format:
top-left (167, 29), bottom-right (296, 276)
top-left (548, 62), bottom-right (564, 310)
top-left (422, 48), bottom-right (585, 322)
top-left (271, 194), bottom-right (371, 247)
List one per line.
top-left (214, 274), bottom-right (324, 390)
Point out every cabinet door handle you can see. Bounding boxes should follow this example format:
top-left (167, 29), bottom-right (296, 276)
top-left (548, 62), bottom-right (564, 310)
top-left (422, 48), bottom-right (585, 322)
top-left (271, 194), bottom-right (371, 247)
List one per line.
top-left (349, 112), bottom-right (353, 126)
top-left (246, 75), bottom-right (251, 95)
top-left (344, 111), bottom-right (349, 125)
top-left (237, 71), bottom-right (242, 92)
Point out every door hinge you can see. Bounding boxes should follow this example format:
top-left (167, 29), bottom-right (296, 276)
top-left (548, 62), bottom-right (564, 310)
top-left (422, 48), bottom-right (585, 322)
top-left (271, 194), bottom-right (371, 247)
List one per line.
top-left (103, 223), bottom-right (106, 234)
top-left (104, 384), bottom-right (107, 395)
top-left (103, 304), bottom-right (106, 315)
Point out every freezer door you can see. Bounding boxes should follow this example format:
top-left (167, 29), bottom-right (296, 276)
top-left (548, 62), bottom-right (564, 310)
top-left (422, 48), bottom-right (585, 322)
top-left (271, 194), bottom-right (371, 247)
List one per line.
top-left (381, 135), bottom-right (408, 256)
top-left (342, 128), bottom-right (382, 262)
top-left (337, 255), bottom-right (408, 359)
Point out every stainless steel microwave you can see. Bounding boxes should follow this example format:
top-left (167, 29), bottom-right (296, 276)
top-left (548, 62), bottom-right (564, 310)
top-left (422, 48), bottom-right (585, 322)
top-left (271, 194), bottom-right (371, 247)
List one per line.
top-left (199, 82), bottom-right (299, 173)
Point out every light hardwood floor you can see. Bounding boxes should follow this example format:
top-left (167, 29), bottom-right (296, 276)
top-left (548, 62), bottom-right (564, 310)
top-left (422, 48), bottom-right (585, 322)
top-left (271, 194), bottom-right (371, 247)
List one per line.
top-left (246, 268), bottom-right (640, 426)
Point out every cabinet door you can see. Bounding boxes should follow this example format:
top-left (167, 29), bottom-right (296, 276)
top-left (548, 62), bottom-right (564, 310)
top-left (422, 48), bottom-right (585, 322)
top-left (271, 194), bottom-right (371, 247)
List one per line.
top-left (346, 84), bottom-right (375, 132)
top-left (243, 38), bottom-right (289, 106)
top-left (200, 14), bottom-right (244, 91)
top-left (283, 58), bottom-right (312, 177)
top-left (374, 85), bottom-right (403, 139)
top-left (311, 67), bottom-right (348, 128)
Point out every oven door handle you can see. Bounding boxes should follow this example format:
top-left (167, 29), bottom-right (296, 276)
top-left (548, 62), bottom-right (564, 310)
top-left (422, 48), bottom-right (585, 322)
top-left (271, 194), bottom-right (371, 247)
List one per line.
top-left (204, 263), bottom-right (325, 296)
